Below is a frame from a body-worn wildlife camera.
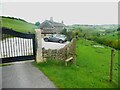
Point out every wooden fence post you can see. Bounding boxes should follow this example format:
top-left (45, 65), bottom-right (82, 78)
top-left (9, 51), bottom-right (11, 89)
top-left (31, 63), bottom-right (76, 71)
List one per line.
top-left (42, 47), bottom-right (45, 61)
top-left (110, 48), bottom-right (114, 82)
top-left (35, 29), bottom-right (43, 63)
top-left (72, 38), bottom-right (76, 65)
top-left (64, 45), bottom-right (67, 66)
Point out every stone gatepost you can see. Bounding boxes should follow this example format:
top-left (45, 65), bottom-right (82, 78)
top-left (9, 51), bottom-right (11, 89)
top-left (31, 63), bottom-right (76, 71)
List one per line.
top-left (35, 29), bottom-right (43, 63)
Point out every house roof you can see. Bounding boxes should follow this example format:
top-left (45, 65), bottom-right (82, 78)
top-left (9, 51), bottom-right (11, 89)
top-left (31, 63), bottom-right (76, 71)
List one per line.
top-left (40, 20), bottom-right (65, 29)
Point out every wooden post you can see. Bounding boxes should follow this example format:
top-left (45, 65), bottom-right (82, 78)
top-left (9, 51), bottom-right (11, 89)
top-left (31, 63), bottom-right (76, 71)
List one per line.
top-left (42, 47), bottom-right (45, 61)
top-left (110, 49), bottom-right (114, 82)
top-left (64, 45), bottom-right (68, 66)
top-left (72, 38), bottom-right (76, 65)
top-left (35, 29), bottom-right (43, 63)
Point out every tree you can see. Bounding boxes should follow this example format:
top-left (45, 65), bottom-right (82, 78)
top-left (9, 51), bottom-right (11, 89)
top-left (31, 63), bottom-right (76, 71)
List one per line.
top-left (117, 27), bottom-right (120, 31)
top-left (35, 21), bottom-right (40, 26)
top-left (61, 28), bottom-right (67, 35)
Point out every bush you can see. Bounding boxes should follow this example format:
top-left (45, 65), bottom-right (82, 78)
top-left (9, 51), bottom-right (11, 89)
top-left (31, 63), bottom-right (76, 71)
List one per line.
top-left (91, 36), bottom-right (119, 50)
top-left (61, 28), bottom-right (67, 35)
top-left (35, 22), bottom-right (40, 26)
top-left (61, 29), bottom-right (74, 41)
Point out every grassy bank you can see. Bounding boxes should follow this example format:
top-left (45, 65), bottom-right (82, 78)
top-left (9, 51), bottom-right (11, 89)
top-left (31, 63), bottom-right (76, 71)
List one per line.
top-left (33, 39), bottom-right (119, 88)
top-left (1, 16), bottom-right (38, 33)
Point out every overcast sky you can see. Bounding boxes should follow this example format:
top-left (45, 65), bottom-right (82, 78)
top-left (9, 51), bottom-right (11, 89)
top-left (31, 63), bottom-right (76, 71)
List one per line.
top-left (1, 2), bottom-right (118, 25)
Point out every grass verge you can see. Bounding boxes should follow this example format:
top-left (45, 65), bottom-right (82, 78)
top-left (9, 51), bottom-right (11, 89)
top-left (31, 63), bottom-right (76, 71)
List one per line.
top-left (0, 63), bottom-right (13, 67)
top-left (33, 39), bottom-right (119, 88)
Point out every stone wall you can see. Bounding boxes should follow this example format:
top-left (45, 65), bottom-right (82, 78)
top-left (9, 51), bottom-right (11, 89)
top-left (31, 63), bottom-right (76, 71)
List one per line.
top-left (42, 38), bottom-right (76, 64)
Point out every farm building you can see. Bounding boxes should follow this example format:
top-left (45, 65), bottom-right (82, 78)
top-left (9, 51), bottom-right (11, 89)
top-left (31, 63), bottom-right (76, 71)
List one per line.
top-left (40, 17), bottom-right (66, 34)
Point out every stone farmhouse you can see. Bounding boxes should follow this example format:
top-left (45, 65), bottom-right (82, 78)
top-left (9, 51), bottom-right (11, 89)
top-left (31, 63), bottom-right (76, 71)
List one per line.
top-left (40, 17), bottom-right (66, 34)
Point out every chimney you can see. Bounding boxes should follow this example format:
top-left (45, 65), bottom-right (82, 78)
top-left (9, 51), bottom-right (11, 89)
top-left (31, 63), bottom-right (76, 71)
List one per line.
top-left (50, 17), bottom-right (53, 22)
top-left (61, 20), bottom-right (64, 24)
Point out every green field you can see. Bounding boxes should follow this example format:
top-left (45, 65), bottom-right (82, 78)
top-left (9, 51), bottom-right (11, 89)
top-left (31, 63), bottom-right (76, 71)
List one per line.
top-left (101, 32), bottom-right (119, 40)
top-left (34, 39), bottom-right (119, 88)
top-left (1, 17), bottom-right (38, 33)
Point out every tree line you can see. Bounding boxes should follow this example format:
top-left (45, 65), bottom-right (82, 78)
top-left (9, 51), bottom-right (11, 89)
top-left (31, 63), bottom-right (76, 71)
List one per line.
top-left (61, 27), bottom-right (120, 50)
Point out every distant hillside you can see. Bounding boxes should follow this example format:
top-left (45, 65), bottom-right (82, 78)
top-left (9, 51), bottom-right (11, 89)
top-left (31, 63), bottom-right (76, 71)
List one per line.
top-left (1, 16), bottom-right (38, 34)
top-left (68, 24), bottom-right (118, 31)
top-left (100, 32), bottom-right (119, 40)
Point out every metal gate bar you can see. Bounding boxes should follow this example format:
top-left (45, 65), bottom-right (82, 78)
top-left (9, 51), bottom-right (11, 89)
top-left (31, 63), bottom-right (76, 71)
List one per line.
top-left (0, 27), bottom-right (36, 63)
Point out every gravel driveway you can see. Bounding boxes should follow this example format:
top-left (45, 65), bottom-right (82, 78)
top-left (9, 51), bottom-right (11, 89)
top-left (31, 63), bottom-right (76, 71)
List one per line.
top-left (42, 38), bottom-right (70, 49)
top-left (1, 62), bottom-right (56, 88)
